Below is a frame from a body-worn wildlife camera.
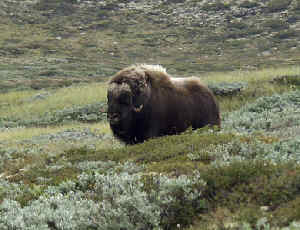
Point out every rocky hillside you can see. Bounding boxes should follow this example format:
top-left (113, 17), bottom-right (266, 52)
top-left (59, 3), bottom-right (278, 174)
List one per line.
top-left (1, 0), bottom-right (300, 90)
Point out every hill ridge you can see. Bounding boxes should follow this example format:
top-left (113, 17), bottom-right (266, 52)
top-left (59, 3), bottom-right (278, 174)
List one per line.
top-left (0, 0), bottom-right (300, 91)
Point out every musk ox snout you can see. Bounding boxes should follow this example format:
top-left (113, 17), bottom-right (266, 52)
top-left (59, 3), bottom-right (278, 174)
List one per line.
top-left (107, 112), bottom-right (120, 125)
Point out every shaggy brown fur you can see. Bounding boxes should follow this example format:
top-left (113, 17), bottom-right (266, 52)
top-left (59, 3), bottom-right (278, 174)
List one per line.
top-left (107, 64), bottom-right (220, 144)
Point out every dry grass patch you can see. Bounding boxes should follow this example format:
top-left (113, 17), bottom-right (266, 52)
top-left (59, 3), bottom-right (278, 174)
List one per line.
top-left (200, 66), bottom-right (300, 84)
top-left (0, 122), bottom-right (111, 143)
top-left (0, 82), bottom-right (108, 119)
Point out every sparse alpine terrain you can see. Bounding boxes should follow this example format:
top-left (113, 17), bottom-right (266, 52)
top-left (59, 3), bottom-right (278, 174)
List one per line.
top-left (1, 0), bottom-right (300, 90)
top-left (1, 0), bottom-right (300, 229)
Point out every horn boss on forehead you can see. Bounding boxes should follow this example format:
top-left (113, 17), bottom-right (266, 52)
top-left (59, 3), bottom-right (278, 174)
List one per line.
top-left (107, 82), bottom-right (131, 98)
top-left (107, 64), bottom-right (220, 145)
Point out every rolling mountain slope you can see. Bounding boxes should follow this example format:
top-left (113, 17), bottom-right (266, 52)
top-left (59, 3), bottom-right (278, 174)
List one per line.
top-left (1, 0), bottom-right (300, 91)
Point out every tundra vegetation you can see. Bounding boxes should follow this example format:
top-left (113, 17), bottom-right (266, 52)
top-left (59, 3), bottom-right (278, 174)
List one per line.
top-left (1, 0), bottom-right (300, 229)
top-left (1, 67), bottom-right (300, 229)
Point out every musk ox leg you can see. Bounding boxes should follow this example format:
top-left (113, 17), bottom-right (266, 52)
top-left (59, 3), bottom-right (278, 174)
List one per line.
top-left (130, 123), bottom-right (160, 144)
top-left (142, 126), bottom-right (161, 141)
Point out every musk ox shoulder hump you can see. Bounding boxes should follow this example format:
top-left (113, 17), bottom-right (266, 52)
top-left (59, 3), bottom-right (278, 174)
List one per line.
top-left (124, 64), bottom-right (174, 91)
top-left (109, 64), bottom-right (167, 84)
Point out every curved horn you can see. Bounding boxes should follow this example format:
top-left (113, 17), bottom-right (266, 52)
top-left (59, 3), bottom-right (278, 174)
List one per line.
top-left (133, 104), bottom-right (143, 112)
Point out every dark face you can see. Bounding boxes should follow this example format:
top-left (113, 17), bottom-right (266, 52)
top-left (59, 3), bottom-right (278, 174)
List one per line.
top-left (107, 86), bottom-right (134, 133)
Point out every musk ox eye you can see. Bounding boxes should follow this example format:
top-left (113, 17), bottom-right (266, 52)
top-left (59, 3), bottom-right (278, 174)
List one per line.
top-left (107, 93), bottom-right (112, 102)
top-left (119, 98), bottom-right (130, 105)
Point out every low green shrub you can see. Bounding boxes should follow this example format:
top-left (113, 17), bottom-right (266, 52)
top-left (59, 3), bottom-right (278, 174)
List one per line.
top-left (202, 160), bottom-right (276, 201)
top-left (273, 29), bottom-right (297, 39)
top-left (202, 1), bottom-right (230, 11)
top-left (227, 21), bottom-right (249, 30)
top-left (0, 102), bottom-right (107, 128)
top-left (291, 0), bottom-right (300, 11)
top-left (223, 90), bottom-right (300, 134)
top-left (272, 75), bottom-right (300, 86)
top-left (262, 19), bottom-right (289, 30)
top-left (34, 0), bottom-right (77, 14)
top-left (247, 169), bottom-right (300, 207)
top-left (265, 0), bottom-right (292, 12)
top-left (272, 198), bottom-right (300, 226)
top-left (208, 82), bottom-right (248, 96)
top-left (235, 205), bottom-right (265, 227)
top-left (202, 161), bottom-right (300, 208)
top-left (0, 163), bottom-right (207, 229)
top-left (239, 1), bottom-right (259, 8)
top-left (188, 134), bottom-right (300, 166)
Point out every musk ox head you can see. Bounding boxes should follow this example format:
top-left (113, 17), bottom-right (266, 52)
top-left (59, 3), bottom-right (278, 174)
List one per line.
top-left (107, 65), bottom-right (152, 139)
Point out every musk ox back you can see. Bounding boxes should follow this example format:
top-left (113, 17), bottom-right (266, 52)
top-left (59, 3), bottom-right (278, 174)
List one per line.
top-left (107, 64), bottom-right (220, 144)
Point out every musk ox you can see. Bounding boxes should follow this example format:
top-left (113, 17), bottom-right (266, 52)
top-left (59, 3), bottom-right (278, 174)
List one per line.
top-left (107, 64), bottom-right (220, 144)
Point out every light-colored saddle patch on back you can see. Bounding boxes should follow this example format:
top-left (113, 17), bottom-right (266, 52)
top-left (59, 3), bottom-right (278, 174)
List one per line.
top-left (171, 76), bottom-right (201, 87)
top-left (138, 64), bottom-right (167, 74)
top-left (170, 77), bottom-right (186, 87)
